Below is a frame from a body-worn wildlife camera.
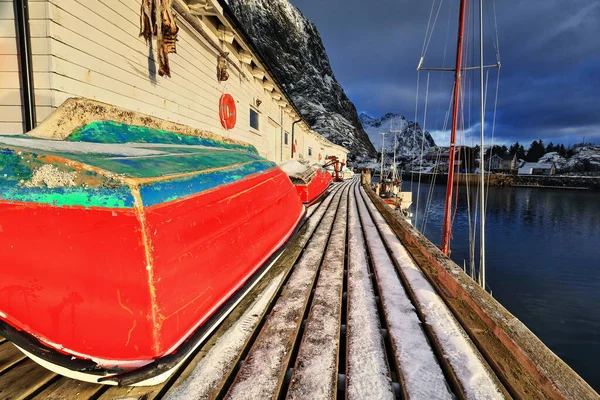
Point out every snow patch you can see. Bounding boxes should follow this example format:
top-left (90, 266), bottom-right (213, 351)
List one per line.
top-left (358, 186), bottom-right (504, 399)
top-left (346, 188), bottom-right (395, 399)
top-left (279, 159), bottom-right (311, 176)
top-left (287, 186), bottom-right (349, 398)
top-left (165, 273), bottom-right (284, 400)
top-left (225, 185), bottom-right (346, 399)
top-left (354, 184), bottom-right (452, 399)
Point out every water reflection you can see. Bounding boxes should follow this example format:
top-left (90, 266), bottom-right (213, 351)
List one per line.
top-left (410, 183), bottom-right (600, 391)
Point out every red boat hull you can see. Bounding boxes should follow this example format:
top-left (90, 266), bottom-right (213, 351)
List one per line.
top-left (0, 167), bottom-right (303, 364)
top-left (295, 168), bottom-right (332, 205)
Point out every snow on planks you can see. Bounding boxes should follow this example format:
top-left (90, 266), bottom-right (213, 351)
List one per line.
top-left (354, 183), bottom-right (452, 399)
top-left (224, 182), bottom-right (350, 399)
top-left (357, 184), bottom-right (507, 399)
top-left (286, 184), bottom-right (349, 399)
top-left (346, 188), bottom-right (395, 399)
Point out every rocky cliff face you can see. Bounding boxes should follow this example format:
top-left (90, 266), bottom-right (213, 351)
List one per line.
top-left (359, 112), bottom-right (436, 159)
top-left (225, 0), bottom-right (377, 160)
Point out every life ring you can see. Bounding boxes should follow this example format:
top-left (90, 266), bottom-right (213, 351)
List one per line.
top-left (318, 153), bottom-right (322, 161)
top-left (293, 139), bottom-right (297, 153)
top-left (219, 94), bottom-right (236, 130)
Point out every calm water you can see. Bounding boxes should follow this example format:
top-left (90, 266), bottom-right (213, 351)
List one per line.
top-left (408, 182), bottom-right (600, 391)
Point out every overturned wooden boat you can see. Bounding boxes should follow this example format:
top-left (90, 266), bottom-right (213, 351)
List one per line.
top-left (0, 101), bottom-right (304, 386)
top-left (280, 160), bottom-right (332, 206)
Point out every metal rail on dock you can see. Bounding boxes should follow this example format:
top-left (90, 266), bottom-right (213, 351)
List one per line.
top-left (1, 179), bottom-right (514, 399)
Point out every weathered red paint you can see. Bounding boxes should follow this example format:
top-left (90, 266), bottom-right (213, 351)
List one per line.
top-left (383, 198), bottom-right (396, 207)
top-left (294, 168), bottom-right (331, 205)
top-left (0, 167), bottom-right (303, 363)
top-left (0, 204), bottom-right (151, 359)
top-left (147, 168), bottom-right (303, 356)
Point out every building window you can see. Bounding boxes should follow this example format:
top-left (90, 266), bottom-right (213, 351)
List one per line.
top-left (250, 108), bottom-right (259, 130)
top-left (308, 147), bottom-right (312, 156)
top-left (284, 132), bottom-right (289, 145)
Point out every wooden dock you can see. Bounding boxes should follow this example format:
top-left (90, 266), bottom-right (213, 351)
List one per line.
top-left (0, 178), bottom-right (596, 399)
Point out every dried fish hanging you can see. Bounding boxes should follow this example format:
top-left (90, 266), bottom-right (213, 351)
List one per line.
top-left (140, 0), bottom-right (179, 77)
top-left (217, 54), bottom-right (229, 81)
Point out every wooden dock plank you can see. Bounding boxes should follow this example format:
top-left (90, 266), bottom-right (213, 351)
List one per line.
top-left (355, 184), bottom-right (453, 399)
top-left (0, 342), bottom-right (26, 375)
top-left (286, 184), bottom-right (349, 399)
top-left (99, 184), bottom-right (346, 400)
top-left (162, 272), bottom-right (285, 400)
top-left (358, 186), bottom-right (507, 399)
top-left (224, 182), bottom-right (348, 399)
top-left (0, 359), bottom-right (56, 399)
top-left (345, 183), bottom-right (395, 400)
top-left (32, 378), bottom-right (105, 399)
top-left (96, 384), bottom-right (163, 400)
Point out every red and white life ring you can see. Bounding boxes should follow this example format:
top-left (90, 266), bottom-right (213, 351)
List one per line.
top-left (219, 94), bottom-right (237, 130)
top-left (318, 153), bottom-right (322, 161)
top-left (293, 139), bottom-right (297, 153)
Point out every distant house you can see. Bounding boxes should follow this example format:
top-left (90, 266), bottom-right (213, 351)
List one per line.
top-left (486, 154), bottom-right (503, 170)
top-left (501, 154), bottom-right (517, 170)
top-left (424, 147), bottom-right (471, 172)
top-left (425, 150), bottom-right (450, 163)
top-left (484, 153), bottom-right (517, 173)
top-left (518, 162), bottom-right (556, 176)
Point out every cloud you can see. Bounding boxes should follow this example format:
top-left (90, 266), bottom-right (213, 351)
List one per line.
top-left (290, 0), bottom-right (600, 145)
top-left (526, 2), bottom-right (600, 52)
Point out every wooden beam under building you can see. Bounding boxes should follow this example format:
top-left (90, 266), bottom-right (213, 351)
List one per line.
top-left (239, 50), bottom-right (253, 64)
top-left (218, 25), bottom-right (235, 44)
top-left (252, 67), bottom-right (265, 80)
top-left (187, 0), bottom-right (221, 16)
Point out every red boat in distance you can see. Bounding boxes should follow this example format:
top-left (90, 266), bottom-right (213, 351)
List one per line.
top-left (0, 99), bottom-right (304, 386)
top-left (322, 155), bottom-right (348, 182)
top-left (280, 160), bottom-right (332, 206)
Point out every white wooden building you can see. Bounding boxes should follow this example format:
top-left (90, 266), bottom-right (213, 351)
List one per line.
top-left (1, 0), bottom-right (349, 164)
top-left (518, 162), bottom-right (556, 176)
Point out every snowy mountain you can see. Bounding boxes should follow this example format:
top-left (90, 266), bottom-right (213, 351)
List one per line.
top-left (225, 0), bottom-right (377, 160)
top-left (359, 112), bottom-right (436, 159)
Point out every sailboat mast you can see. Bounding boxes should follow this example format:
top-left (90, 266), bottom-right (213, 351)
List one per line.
top-left (479, 0), bottom-right (486, 289)
top-left (393, 129), bottom-right (397, 181)
top-left (440, 0), bottom-right (468, 256)
top-left (380, 132), bottom-right (387, 182)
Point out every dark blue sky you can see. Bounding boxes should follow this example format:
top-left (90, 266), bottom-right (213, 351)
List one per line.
top-left (290, 0), bottom-right (600, 147)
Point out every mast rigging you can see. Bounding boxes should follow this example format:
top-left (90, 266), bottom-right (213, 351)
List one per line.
top-left (440, 0), bottom-right (468, 256)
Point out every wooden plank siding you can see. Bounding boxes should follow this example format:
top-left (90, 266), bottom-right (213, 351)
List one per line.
top-left (4, 0), bottom-right (348, 163)
top-left (0, 0), bottom-right (23, 134)
top-left (1, 0), bottom-right (53, 134)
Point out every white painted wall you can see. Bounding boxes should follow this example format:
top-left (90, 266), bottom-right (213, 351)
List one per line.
top-left (4, 0), bottom-right (348, 163)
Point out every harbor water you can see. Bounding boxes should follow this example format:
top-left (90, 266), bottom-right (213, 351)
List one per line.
top-left (409, 181), bottom-right (600, 391)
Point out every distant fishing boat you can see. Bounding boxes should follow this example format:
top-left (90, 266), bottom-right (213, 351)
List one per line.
top-left (376, 127), bottom-right (412, 219)
top-left (280, 160), bottom-right (332, 205)
top-left (0, 100), bottom-right (304, 386)
top-left (322, 156), bottom-right (348, 182)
